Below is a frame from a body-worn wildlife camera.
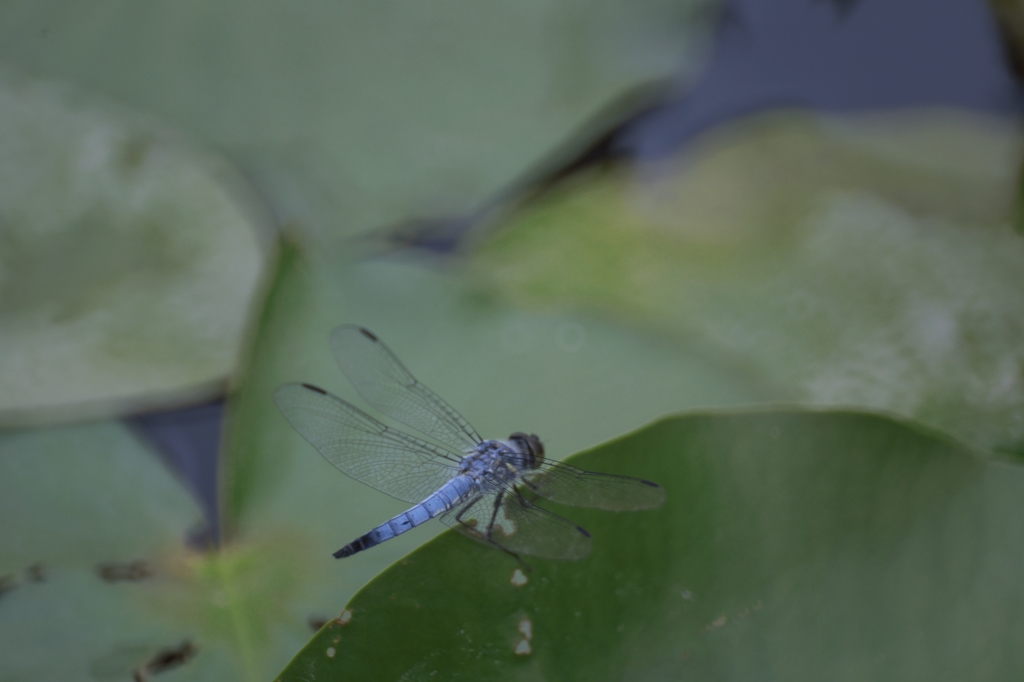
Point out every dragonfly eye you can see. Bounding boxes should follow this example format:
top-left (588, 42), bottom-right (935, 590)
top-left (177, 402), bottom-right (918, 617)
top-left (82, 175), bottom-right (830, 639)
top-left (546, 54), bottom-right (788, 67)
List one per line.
top-left (509, 432), bottom-right (545, 468)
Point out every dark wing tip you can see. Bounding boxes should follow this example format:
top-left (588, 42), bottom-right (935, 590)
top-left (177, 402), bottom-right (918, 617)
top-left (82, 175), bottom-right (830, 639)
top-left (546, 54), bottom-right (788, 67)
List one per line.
top-left (300, 383), bottom-right (328, 395)
top-left (576, 525), bottom-right (592, 538)
top-left (333, 546), bottom-right (351, 558)
top-left (358, 327), bottom-right (379, 341)
top-left (640, 479), bottom-right (661, 488)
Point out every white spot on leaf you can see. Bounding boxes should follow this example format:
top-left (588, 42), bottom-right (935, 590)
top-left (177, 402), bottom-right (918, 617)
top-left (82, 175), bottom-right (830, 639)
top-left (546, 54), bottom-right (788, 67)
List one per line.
top-left (510, 569), bottom-right (528, 586)
top-left (709, 615), bottom-right (727, 629)
top-left (518, 618), bottom-right (533, 640)
top-left (337, 609), bottom-right (352, 625)
top-left (326, 647), bottom-right (336, 658)
top-left (514, 639), bottom-right (532, 655)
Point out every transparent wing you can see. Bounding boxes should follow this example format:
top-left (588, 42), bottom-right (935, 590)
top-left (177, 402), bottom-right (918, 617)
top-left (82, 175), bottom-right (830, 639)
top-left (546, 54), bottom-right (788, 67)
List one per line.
top-left (522, 462), bottom-right (666, 510)
top-left (440, 490), bottom-right (592, 561)
top-left (330, 325), bottom-right (483, 452)
top-left (273, 382), bottom-right (461, 505)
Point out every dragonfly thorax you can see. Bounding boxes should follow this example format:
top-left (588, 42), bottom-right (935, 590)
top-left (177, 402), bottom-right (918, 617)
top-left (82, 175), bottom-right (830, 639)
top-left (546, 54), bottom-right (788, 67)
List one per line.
top-left (460, 440), bottom-right (513, 471)
top-left (458, 436), bottom-right (541, 491)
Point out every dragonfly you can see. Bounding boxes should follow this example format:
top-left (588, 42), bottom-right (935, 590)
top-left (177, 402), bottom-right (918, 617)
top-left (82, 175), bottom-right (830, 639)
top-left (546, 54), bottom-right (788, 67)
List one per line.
top-left (273, 325), bottom-right (665, 565)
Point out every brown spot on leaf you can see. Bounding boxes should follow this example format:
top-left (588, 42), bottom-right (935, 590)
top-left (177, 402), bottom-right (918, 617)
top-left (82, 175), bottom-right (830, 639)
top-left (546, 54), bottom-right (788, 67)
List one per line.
top-left (98, 560), bottom-right (153, 582)
top-left (27, 563), bottom-right (45, 583)
top-left (132, 640), bottom-right (196, 681)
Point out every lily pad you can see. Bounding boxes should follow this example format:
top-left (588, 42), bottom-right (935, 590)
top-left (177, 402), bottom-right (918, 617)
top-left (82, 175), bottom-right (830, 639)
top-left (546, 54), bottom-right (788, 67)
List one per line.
top-left (469, 110), bottom-right (1024, 456)
top-left (0, 0), bottom-right (720, 247)
top-left (279, 409), bottom-right (1024, 681)
top-left (0, 66), bottom-right (272, 424)
top-left (0, 421), bottom-right (210, 680)
top-left (219, 240), bottom-right (771, 616)
top-left (0, 420), bottom-right (322, 681)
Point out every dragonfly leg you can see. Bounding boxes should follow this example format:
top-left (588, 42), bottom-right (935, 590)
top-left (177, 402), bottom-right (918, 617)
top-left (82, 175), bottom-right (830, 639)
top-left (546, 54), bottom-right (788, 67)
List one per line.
top-left (454, 494), bottom-right (483, 526)
top-left (485, 539), bottom-right (531, 573)
top-left (484, 491), bottom-right (505, 542)
top-left (485, 491), bottom-right (534, 573)
top-left (453, 494), bottom-right (533, 571)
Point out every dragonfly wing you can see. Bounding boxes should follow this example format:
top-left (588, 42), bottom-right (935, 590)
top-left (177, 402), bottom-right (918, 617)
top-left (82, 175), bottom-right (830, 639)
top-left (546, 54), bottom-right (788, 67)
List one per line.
top-left (522, 462), bottom-right (666, 510)
top-left (330, 325), bottom-right (483, 452)
top-left (273, 382), bottom-right (461, 504)
top-left (440, 490), bottom-right (592, 561)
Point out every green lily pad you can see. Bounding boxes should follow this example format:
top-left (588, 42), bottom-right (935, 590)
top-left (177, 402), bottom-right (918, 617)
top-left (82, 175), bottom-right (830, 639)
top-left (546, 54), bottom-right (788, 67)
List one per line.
top-left (0, 421), bottom-right (210, 680)
top-left (469, 111), bottom-right (1024, 457)
top-left (0, 0), bottom-right (719, 247)
top-left (219, 239), bottom-right (771, 616)
top-left (0, 420), bottom-right (324, 681)
top-left (0, 66), bottom-right (272, 424)
top-left (279, 409), bottom-right (1024, 681)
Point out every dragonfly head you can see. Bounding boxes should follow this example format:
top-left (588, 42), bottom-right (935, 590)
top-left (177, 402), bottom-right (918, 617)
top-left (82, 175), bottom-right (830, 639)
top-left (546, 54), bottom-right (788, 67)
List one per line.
top-left (508, 432), bottom-right (545, 469)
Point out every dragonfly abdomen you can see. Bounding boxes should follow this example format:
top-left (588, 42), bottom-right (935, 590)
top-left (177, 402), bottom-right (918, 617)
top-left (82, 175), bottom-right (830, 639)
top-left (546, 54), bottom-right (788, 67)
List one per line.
top-left (333, 475), bottom-right (475, 558)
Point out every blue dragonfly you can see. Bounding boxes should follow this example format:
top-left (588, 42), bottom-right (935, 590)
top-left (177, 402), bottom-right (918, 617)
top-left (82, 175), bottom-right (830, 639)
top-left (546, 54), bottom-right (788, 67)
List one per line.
top-left (274, 326), bottom-right (665, 565)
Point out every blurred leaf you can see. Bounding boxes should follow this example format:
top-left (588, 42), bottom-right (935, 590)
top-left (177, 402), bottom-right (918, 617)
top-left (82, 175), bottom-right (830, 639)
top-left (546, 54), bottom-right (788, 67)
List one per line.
top-left (0, 0), bottom-right (720, 249)
top-left (988, 0), bottom-right (1024, 81)
top-left (0, 422), bottom-right (210, 679)
top-left (0, 66), bottom-right (272, 424)
top-left (0, 423), bottom-right (199, 576)
top-left (986, 0), bottom-right (1024, 235)
top-left (219, 239), bottom-right (772, 615)
top-left (279, 410), bottom-right (1024, 681)
top-left (469, 111), bottom-right (1024, 456)
top-left (0, 421), bottom-right (319, 681)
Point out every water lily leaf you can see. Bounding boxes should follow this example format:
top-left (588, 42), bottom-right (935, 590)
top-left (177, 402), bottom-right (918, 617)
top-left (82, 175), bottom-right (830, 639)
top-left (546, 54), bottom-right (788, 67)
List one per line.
top-left (278, 409), bottom-right (1024, 681)
top-left (0, 0), bottom-right (720, 246)
top-left (0, 66), bottom-right (272, 424)
top-left (469, 111), bottom-right (1024, 456)
top-left (0, 421), bottom-right (320, 681)
top-left (0, 422), bottom-right (211, 680)
top-left (219, 240), bottom-right (770, 615)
